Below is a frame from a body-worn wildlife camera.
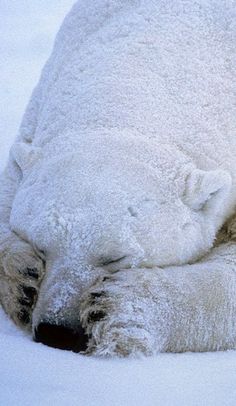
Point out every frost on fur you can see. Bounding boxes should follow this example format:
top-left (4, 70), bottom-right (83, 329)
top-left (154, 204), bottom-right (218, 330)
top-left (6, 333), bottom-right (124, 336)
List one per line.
top-left (0, 0), bottom-right (236, 356)
top-left (80, 242), bottom-right (236, 357)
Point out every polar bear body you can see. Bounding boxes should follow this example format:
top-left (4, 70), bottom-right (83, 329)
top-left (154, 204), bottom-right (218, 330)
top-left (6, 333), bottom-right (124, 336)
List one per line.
top-left (19, 0), bottom-right (236, 172)
top-left (11, 0), bottom-right (236, 268)
top-left (0, 0), bottom-right (236, 355)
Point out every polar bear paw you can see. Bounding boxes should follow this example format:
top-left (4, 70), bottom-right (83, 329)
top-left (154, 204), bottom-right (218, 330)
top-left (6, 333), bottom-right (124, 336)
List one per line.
top-left (0, 233), bottom-right (45, 329)
top-left (80, 272), bottom-right (157, 357)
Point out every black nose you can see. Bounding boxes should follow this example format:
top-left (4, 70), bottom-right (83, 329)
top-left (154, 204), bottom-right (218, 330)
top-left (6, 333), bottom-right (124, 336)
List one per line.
top-left (34, 322), bottom-right (89, 352)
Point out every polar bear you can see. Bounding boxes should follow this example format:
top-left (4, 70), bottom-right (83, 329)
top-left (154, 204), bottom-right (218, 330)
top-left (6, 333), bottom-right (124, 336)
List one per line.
top-left (0, 0), bottom-right (236, 356)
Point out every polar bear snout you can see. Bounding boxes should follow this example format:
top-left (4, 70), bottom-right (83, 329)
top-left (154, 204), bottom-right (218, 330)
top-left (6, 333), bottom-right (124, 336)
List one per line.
top-left (34, 321), bottom-right (89, 352)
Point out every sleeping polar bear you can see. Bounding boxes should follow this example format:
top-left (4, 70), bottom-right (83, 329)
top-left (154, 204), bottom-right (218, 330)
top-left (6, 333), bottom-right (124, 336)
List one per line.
top-left (0, 0), bottom-right (236, 356)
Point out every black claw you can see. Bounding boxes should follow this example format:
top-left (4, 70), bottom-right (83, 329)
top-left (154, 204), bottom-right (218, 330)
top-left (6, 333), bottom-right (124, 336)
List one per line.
top-left (88, 310), bottom-right (106, 323)
top-left (90, 291), bottom-right (106, 299)
top-left (102, 276), bottom-right (111, 282)
top-left (22, 286), bottom-right (37, 299)
top-left (90, 292), bottom-right (102, 298)
top-left (19, 285), bottom-right (37, 306)
top-left (26, 267), bottom-right (39, 279)
top-left (18, 309), bottom-right (30, 324)
top-left (90, 291), bottom-right (106, 305)
top-left (19, 267), bottom-right (39, 279)
top-left (18, 297), bottom-right (33, 307)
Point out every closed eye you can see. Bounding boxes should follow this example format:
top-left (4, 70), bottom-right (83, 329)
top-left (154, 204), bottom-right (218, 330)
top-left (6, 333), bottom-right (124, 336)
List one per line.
top-left (98, 255), bottom-right (127, 266)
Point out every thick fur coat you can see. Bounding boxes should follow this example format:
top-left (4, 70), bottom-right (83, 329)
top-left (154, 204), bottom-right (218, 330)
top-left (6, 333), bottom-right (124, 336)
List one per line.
top-left (0, 0), bottom-right (236, 356)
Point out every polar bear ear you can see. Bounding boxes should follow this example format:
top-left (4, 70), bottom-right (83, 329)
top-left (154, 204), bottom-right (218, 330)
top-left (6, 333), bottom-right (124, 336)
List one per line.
top-left (183, 169), bottom-right (232, 212)
top-left (10, 142), bottom-right (42, 174)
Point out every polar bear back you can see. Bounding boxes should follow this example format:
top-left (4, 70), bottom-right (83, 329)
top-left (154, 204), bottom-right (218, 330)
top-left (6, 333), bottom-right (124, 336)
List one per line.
top-left (18, 0), bottom-right (236, 191)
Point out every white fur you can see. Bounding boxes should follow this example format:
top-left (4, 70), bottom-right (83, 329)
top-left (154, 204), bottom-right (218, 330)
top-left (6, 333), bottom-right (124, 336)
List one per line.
top-left (0, 0), bottom-right (235, 355)
top-left (81, 241), bottom-right (236, 357)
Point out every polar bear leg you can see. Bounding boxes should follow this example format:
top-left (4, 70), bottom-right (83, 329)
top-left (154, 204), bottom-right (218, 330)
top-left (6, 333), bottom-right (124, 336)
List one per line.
top-left (0, 159), bottom-right (45, 329)
top-left (80, 242), bottom-right (236, 357)
top-left (80, 269), bottom-right (166, 357)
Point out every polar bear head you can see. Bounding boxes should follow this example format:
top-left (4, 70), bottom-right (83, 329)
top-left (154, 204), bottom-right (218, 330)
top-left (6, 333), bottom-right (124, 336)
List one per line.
top-left (10, 136), bottom-right (232, 269)
top-left (9, 135), bottom-right (231, 341)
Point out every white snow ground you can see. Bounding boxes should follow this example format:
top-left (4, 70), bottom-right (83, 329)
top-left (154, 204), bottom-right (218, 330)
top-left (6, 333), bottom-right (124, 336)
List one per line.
top-left (1, 2), bottom-right (236, 405)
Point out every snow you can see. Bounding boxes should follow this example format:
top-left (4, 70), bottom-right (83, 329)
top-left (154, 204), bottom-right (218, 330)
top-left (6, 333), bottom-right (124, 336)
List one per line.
top-left (0, 0), bottom-right (74, 170)
top-left (1, 1), bottom-right (236, 405)
top-left (2, 307), bottom-right (236, 406)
